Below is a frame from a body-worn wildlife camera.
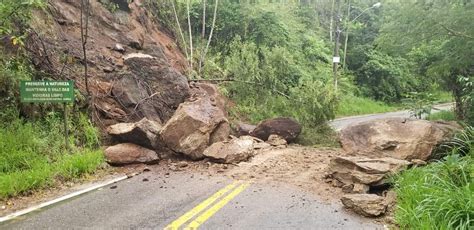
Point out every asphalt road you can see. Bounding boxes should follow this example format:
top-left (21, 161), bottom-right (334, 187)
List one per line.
top-left (1, 171), bottom-right (381, 229)
top-left (330, 103), bottom-right (453, 131)
top-left (3, 105), bottom-right (452, 229)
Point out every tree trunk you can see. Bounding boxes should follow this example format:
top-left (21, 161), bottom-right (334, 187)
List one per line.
top-left (187, 0), bottom-right (194, 69)
top-left (80, 0), bottom-right (91, 97)
top-left (198, 0), bottom-right (219, 75)
top-left (198, 0), bottom-right (207, 76)
top-left (342, 1), bottom-right (350, 69)
top-left (170, 0), bottom-right (189, 64)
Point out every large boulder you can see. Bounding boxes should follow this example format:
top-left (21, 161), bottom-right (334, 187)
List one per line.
top-left (112, 54), bottom-right (190, 123)
top-left (328, 156), bottom-right (411, 187)
top-left (107, 118), bottom-right (162, 149)
top-left (250, 118), bottom-right (302, 142)
top-left (203, 136), bottom-right (255, 164)
top-left (105, 143), bottom-right (159, 165)
top-left (189, 82), bottom-right (228, 116)
top-left (341, 194), bottom-right (387, 217)
top-left (339, 118), bottom-right (459, 161)
top-left (160, 98), bottom-right (230, 160)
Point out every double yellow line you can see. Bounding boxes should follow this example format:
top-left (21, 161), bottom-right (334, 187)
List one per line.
top-left (165, 181), bottom-right (251, 230)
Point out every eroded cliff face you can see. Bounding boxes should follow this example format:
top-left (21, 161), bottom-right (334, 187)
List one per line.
top-left (28, 0), bottom-right (190, 126)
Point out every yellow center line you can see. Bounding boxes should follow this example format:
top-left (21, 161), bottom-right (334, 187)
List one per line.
top-left (184, 182), bottom-right (251, 230)
top-left (164, 181), bottom-right (242, 230)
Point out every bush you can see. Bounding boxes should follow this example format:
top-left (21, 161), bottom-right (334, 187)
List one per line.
top-left (223, 37), bottom-right (337, 146)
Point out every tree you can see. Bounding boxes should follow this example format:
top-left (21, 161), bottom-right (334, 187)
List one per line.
top-left (80, 0), bottom-right (91, 97)
top-left (377, 0), bottom-right (474, 120)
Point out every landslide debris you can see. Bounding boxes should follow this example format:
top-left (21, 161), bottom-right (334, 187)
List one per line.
top-left (339, 118), bottom-right (459, 161)
top-left (328, 118), bottom-right (460, 218)
top-left (160, 97), bottom-right (230, 160)
top-left (104, 143), bottom-right (159, 165)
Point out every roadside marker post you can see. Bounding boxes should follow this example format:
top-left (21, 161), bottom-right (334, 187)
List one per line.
top-left (20, 80), bottom-right (75, 150)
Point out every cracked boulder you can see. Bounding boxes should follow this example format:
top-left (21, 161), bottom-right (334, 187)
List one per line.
top-left (328, 156), bottom-right (411, 188)
top-left (105, 143), bottom-right (159, 165)
top-left (339, 118), bottom-right (459, 161)
top-left (341, 194), bottom-right (387, 217)
top-left (160, 97), bottom-right (230, 160)
top-left (107, 118), bottom-right (162, 150)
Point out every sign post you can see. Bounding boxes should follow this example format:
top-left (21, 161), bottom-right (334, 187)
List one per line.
top-left (20, 80), bottom-right (75, 150)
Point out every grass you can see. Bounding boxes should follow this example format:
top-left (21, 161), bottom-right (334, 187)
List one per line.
top-left (336, 95), bottom-right (399, 117)
top-left (0, 116), bottom-right (104, 200)
top-left (296, 124), bottom-right (340, 147)
top-left (393, 127), bottom-right (473, 229)
top-left (427, 110), bottom-right (457, 121)
top-left (0, 150), bottom-right (104, 199)
top-left (432, 90), bottom-right (454, 103)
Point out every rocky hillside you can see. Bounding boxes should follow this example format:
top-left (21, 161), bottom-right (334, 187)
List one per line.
top-left (28, 0), bottom-right (189, 127)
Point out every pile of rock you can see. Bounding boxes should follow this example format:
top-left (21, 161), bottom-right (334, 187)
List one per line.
top-left (327, 118), bottom-right (459, 217)
top-left (104, 80), bottom-right (302, 165)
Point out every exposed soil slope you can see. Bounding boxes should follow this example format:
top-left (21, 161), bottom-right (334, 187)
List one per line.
top-left (28, 0), bottom-right (188, 126)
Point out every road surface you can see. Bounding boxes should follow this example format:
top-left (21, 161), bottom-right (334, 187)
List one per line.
top-left (2, 105), bottom-right (454, 229)
top-left (1, 171), bottom-right (380, 229)
top-left (330, 103), bottom-right (453, 131)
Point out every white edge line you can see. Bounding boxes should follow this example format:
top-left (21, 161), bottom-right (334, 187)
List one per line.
top-left (0, 175), bottom-right (129, 223)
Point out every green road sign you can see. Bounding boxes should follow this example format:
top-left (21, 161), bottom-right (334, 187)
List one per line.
top-left (20, 80), bottom-right (75, 103)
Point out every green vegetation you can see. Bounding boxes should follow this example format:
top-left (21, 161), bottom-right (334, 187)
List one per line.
top-left (0, 112), bottom-right (104, 200)
top-left (337, 95), bottom-right (397, 117)
top-left (0, 0), bottom-right (104, 199)
top-left (427, 110), bottom-right (457, 122)
top-left (151, 0), bottom-right (472, 140)
top-left (394, 154), bottom-right (473, 229)
top-left (394, 127), bottom-right (474, 229)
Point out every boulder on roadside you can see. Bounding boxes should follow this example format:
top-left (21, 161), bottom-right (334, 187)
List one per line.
top-left (203, 136), bottom-right (255, 164)
top-left (341, 194), bottom-right (387, 217)
top-left (250, 117), bottom-right (302, 142)
top-left (105, 143), bottom-right (159, 165)
top-left (160, 98), bottom-right (230, 160)
top-left (328, 156), bottom-right (411, 187)
top-left (339, 118), bottom-right (459, 161)
top-left (235, 122), bottom-right (257, 137)
top-left (107, 118), bottom-right (162, 149)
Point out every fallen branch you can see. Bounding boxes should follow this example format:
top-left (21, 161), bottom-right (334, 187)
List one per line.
top-left (188, 79), bottom-right (290, 99)
top-left (441, 24), bottom-right (474, 39)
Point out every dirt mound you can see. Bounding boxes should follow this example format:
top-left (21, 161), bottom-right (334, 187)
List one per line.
top-left (28, 0), bottom-right (188, 126)
top-left (227, 146), bottom-right (347, 202)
